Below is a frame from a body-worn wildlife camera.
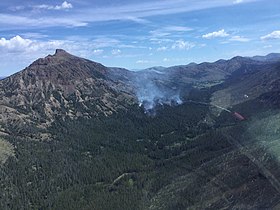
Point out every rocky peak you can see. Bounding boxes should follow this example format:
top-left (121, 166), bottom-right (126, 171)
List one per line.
top-left (0, 50), bottom-right (136, 137)
top-left (30, 49), bottom-right (75, 66)
top-left (19, 49), bottom-right (109, 82)
top-left (55, 49), bottom-right (68, 55)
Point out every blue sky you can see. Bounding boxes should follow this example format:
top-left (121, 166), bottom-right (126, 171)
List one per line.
top-left (0, 0), bottom-right (280, 75)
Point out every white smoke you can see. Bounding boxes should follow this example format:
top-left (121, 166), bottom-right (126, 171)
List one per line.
top-left (134, 75), bottom-right (183, 113)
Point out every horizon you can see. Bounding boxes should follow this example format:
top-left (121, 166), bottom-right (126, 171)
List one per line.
top-left (0, 0), bottom-right (280, 76)
top-left (0, 49), bottom-right (279, 77)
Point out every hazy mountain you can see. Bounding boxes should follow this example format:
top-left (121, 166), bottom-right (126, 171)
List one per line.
top-left (142, 66), bottom-right (166, 73)
top-left (251, 53), bottom-right (280, 62)
top-left (1, 50), bottom-right (280, 210)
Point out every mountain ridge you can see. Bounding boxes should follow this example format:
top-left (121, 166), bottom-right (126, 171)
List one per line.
top-left (1, 49), bottom-right (279, 137)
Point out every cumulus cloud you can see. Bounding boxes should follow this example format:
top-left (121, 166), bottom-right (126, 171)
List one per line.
top-left (0, 35), bottom-right (127, 60)
top-left (229, 35), bottom-right (250, 42)
top-left (202, 29), bottom-right (229, 39)
top-left (57, 1), bottom-right (73, 9)
top-left (0, 35), bottom-right (66, 74)
top-left (261, 31), bottom-right (280, 40)
top-left (172, 40), bottom-right (195, 50)
top-left (0, 35), bottom-right (32, 52)
top-left (0, 35), bottom-right (81, 56)
top-left (34, 1), bottom-right (73, 10)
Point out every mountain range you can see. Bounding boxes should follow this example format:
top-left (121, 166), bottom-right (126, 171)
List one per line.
top-left (0, 50), bottom-right (280, 209)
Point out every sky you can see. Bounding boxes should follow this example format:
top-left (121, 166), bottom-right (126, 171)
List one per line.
top-left (0, 0), bottom-right (280, 76)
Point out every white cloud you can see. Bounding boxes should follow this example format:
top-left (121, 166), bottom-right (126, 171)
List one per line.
top-left (0, 35), bottom-right (104, 58)
top-left (0, 14), bottom-right (87, 28)
top-left (157, 46), bottom-right (168, 51)
top-left (261, 31), bottom-right (280, 40)
top-left (136, 60), bottom-right (152, 64)
top-left (150, 37), bottom-right (174, 44)
top-left (35, 5), bottom-right (52, 10)
top-left (0, 36), bottom-right (74, 55)
top-left (111, 49), bottom-right (121, 55)
top-left (125, 17), bottom-right (150, 24)
top-left (150, 25), bottom-right (192, 38)
top-left (58, 1), bottom-right (73, 10)
top-left (229, 35), bottom-right (250, 42)
top-left (150, 30), bottom-right (171, 37)
top-left (202, 29), bottom-right (229, 39)
top-left (34, 1), bottom-right (73, 10)
top-left (0, 36), bottom-right (67, 75)
top-left (92, 49), bottom-right (104, 55)
top-left (233, 0), bottom-right (243, 4)
top-left (172, 40), bottom-right (195, 50)
top-left (0, 35), bottom-right (32, 52)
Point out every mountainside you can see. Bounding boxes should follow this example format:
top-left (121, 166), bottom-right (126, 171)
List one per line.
top-left (0, 49), bottom-right (135, 137)
top-left (211, 60), bottom-right (280, 110)
top-left (1, 51), bottom-right (280, 209)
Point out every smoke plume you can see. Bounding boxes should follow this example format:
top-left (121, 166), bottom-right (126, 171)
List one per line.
top-left (133, 71), bottom-right (183, 113)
